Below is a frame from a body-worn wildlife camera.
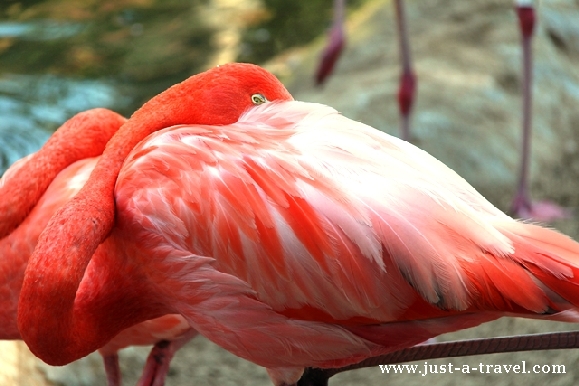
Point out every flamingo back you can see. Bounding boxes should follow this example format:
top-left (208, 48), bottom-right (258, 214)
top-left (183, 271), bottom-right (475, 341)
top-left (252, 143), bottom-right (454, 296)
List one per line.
top-left (113, 101), bottom-right (579, 370)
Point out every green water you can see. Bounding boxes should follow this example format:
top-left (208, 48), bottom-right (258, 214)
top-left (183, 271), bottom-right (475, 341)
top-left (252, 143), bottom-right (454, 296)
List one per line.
top-left (0, 0), bottom-right (363, 172)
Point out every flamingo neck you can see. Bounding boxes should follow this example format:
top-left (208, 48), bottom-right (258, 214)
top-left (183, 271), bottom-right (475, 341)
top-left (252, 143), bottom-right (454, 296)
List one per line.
top-left (16, 115), bottom-right (170, 359)
top-left (0, 109), bottom-right (125, 239)
top-left (19, 236), bottom-right (170, 365)
top-left (1, 110), bottom-right (122, 340)
top-left (18, 63), bottom-right (291, 366)
top-left (18, 72), bottom-right (233, 366)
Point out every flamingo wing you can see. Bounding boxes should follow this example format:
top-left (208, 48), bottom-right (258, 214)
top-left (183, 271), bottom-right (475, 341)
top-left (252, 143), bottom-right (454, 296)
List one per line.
top-left (114, 101), bottom-right (579, 372)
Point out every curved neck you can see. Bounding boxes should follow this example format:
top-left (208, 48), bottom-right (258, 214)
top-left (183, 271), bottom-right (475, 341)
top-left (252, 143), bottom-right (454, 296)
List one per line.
top-left (18, 64), bottom-right (291, 366)
top-left (0, 109), bottom-right (125, 239)
top-left (19, 237), bottom-right (171, 365)
top-left (18, 73), bottom-right (227, 365)
top-left (1, 110), bottom-right (124, 340)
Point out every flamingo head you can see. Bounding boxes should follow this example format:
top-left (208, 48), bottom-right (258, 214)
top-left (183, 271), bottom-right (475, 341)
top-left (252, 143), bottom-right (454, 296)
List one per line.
top-left (137, 63), bottom-right (294, 128)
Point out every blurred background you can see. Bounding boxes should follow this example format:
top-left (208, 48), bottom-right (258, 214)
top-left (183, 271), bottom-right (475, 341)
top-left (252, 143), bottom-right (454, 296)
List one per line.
top-left (0, 0), bottom-right (363, 172)
top-left (1, 0), bottom-right (579, 385)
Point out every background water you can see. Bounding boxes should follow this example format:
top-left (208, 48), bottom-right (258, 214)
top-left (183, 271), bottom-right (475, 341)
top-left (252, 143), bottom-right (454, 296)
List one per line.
top-left (0, 0), bottom-right (360, 173)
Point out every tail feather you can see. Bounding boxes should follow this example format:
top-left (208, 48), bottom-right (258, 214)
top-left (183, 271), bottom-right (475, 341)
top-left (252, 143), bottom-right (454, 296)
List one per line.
top-left (500, 222), bottom-right (579, 312)
top-left (478, 252), bottom-right (551, 313)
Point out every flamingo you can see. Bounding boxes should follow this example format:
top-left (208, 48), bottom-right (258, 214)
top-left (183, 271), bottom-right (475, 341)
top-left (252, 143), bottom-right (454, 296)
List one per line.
top-left (315, 0), bottom-right (569, 221)
top-left (509, 0), bottom-right (571, 221)
top-left (314, 0), bottom-right (345, 87)
top-left (17, 63), bottom-right (579, 386)
top-left (0, 108), bottom-right (196, 386)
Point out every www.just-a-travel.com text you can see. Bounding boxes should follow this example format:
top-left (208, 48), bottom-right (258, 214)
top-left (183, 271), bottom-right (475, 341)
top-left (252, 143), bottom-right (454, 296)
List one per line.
top-left (379, 361), bottom-right (566, 376)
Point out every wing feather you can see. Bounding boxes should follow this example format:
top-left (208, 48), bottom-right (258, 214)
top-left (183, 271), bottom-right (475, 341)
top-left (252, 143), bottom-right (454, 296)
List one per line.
top-left (116, 101), bottom-right (576, 326)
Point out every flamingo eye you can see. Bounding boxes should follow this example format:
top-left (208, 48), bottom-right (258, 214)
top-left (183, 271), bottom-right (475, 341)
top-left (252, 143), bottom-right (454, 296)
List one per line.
top-left (251, 94), bottom-right (268, 105)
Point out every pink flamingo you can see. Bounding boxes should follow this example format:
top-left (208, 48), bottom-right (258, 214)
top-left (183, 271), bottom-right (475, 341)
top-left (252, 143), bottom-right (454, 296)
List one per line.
top-left (315, 0), bottom-right (569, 221)
top-left (18, 63), bottom-right (579, 386)
top-left (0, 108), bottom-right (196, 386)
top-left (315, 0), bottom-right (346, 87)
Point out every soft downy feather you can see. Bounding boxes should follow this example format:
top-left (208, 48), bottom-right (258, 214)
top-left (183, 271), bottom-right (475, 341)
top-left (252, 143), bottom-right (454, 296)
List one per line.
top-left (114, 100), bottom-right (579, 380)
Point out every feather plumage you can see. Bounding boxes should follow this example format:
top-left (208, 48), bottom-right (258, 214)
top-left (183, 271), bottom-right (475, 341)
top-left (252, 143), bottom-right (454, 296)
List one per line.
top-left (113, 101), bottom-right (579, 380)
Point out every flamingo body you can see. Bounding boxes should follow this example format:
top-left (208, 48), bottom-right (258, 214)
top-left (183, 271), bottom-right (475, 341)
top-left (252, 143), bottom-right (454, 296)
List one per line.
top-left (113, 101), bottom-right (579, 384)
top-left (18, 65), bottom-right (579, 386)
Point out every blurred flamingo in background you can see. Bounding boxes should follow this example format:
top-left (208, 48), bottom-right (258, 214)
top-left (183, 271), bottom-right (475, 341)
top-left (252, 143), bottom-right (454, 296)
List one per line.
top-left (392, 0), bottom-right (415, 143)
top-left (315, 0), bottom-right (415, 142)
top-left (315, 0), bottom-right (570, 222)
top-left (0, 108), bottom-right (196, 386)
top-left (315, 0), bottom-right (346, 87)
top-left (509, 0), bottom-right (571, 221)
top-left (17, 63), bottom-right (579, 386)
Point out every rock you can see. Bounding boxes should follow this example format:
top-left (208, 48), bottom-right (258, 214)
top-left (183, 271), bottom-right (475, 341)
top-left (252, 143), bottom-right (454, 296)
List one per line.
top-left (0, 341), bottom-right (57, 386)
